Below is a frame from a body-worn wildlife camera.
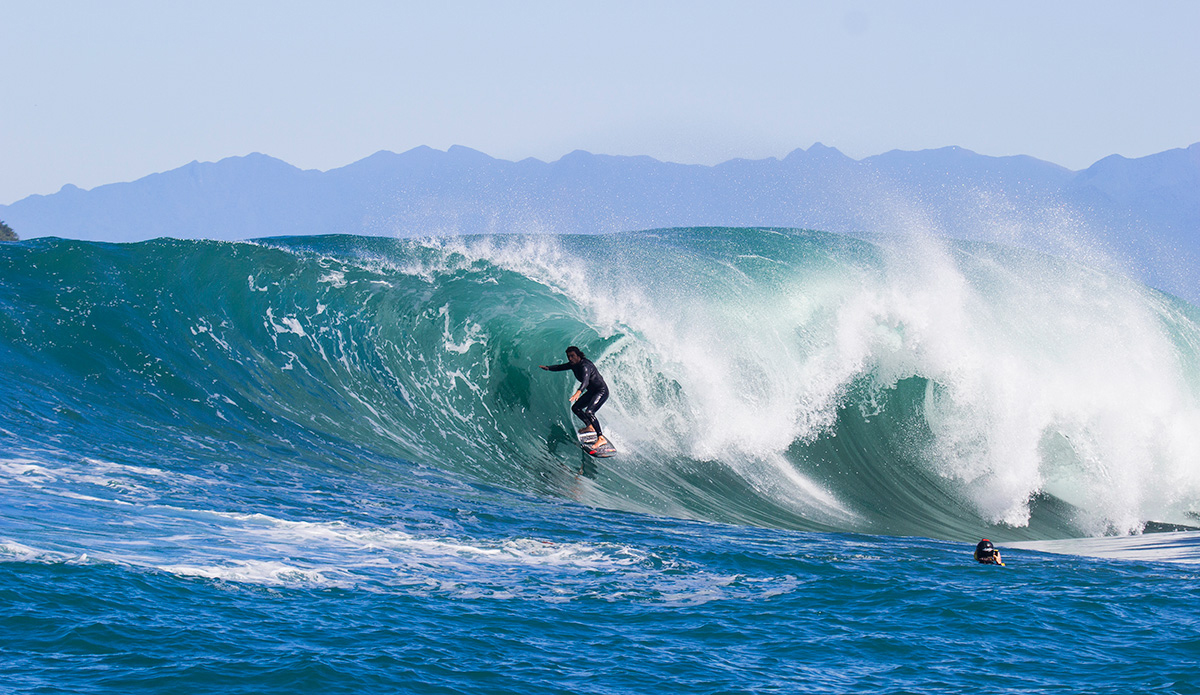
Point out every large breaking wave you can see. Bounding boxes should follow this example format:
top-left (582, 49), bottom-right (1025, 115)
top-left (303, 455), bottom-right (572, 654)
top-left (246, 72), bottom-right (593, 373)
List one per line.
top-left (2, 228), bottom-right (1198, 540)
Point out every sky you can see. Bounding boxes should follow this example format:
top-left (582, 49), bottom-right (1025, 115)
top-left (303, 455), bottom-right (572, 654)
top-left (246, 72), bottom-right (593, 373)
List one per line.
top-left (3, 1), bottom-right (1199, 205)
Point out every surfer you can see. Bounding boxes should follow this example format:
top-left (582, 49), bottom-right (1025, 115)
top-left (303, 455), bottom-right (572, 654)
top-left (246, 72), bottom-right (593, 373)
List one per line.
top-left (540, 346), bottom-right (610, 452)
top-left (974, 539), bottom-right (1004, 566)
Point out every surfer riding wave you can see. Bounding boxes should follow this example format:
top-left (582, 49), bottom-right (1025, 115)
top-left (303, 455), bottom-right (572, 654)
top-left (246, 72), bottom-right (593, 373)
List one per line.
top-left (540, 346), bottom-right (611, 452)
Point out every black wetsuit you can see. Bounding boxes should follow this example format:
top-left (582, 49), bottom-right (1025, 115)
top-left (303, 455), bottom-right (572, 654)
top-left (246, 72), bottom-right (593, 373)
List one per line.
top-left (546, 358), bottom-right (609, 436)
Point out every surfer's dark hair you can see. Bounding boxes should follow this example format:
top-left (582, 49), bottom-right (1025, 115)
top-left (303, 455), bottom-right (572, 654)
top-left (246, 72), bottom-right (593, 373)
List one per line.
top-left (566, 346), bottom-right (585, 358)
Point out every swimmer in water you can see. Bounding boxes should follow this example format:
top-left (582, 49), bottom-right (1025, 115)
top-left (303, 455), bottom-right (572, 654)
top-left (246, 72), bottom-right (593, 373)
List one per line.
top-left (974, 539), bottom-right (1004, 566)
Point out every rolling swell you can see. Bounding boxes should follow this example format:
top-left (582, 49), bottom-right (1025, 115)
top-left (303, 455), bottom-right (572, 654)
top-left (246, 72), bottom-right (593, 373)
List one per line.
top-left (2, 228), bottom-right (1199, 541)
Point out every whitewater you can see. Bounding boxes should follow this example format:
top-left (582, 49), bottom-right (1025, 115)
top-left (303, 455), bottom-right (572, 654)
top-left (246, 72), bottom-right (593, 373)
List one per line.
top-left (2, 228), bottom-right (1199, 693)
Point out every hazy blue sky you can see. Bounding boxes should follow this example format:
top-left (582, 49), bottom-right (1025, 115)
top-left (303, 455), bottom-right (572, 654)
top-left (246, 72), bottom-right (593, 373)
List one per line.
top-left (3, 1), bottom-right (1198, 204)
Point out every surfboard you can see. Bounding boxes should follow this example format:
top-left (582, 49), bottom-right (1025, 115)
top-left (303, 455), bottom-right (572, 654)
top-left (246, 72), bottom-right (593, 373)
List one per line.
top-left (581, 440), bottom-right (617, 458)
top-left (576, 431), bottom-right (616, 458)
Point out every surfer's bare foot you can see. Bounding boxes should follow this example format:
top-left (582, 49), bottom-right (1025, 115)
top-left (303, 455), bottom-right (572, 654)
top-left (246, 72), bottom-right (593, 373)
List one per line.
top-left (594, 436), bottom-right (608, 447)
top-left (578, 426), bottom-right (595, 434)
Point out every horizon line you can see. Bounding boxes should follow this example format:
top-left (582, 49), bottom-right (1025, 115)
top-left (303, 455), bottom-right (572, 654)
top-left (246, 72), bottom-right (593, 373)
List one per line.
top-left (5, 140), bottom-right (1200, 205)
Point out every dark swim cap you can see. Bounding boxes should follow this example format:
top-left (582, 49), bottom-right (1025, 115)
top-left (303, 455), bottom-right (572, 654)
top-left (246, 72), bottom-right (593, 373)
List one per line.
top-left (975, 539), bottom-right (995, 558)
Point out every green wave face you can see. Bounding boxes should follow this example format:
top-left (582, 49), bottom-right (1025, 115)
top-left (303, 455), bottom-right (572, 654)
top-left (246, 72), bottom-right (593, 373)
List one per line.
top-left (3, 228), bottom-right (1199, 540)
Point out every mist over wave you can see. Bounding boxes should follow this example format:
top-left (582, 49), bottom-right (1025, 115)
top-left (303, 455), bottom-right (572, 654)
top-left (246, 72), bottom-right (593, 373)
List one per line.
top-left (2, 227), bottom-right (1198, 541)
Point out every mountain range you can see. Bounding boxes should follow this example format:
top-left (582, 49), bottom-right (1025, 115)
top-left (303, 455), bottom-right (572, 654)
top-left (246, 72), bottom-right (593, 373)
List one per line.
top-left (3, 143), bottom-right (1198, 297)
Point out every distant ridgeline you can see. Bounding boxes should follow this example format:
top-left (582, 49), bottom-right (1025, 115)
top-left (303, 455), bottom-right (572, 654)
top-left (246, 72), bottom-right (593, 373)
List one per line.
top-left (2, 143), bottom-right (1198, 296)
top-left (0, 220), bottom-right (16, 242)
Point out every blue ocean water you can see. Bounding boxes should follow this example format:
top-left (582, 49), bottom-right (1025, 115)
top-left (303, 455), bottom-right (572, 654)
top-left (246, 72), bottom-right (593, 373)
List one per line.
top-left (2, 229), bottom-right (1199, 693)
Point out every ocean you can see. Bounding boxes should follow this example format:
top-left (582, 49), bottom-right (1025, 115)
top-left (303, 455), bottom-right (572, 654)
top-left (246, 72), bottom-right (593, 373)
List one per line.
top-left (2, 228), bottom-right (1198, 693)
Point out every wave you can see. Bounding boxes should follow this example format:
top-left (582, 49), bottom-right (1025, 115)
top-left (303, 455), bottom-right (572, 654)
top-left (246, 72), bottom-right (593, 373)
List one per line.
top-left (2, 228), bottom-right (1199, 540)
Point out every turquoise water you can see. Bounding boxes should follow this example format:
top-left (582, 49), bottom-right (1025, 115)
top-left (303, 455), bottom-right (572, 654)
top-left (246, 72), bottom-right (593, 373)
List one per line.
top-left (2, 229), bottom-right (1199, 692)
